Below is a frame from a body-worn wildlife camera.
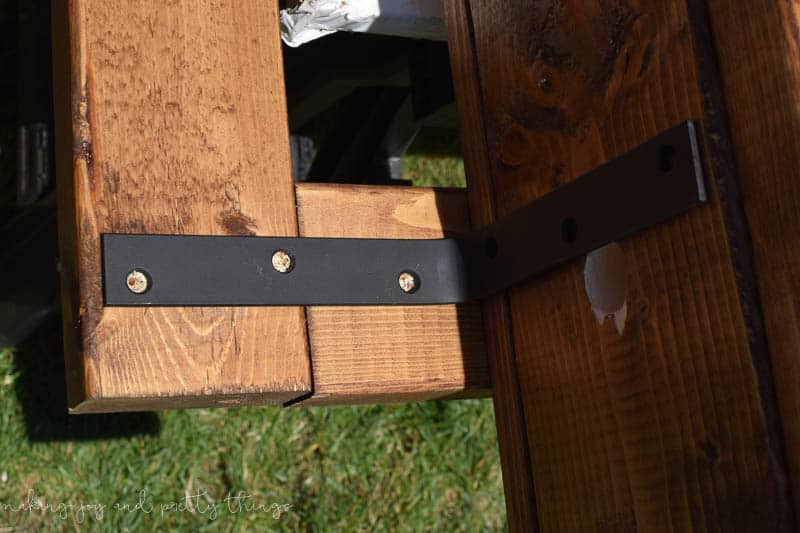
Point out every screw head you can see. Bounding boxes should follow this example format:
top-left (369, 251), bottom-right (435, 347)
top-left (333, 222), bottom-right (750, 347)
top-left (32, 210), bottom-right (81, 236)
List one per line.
top-left (126, 269), bottom-right (150, 294)
top-left (272, 250), bottom-right (294, 273)
top-left (398, 271), bottom-right (418, 293)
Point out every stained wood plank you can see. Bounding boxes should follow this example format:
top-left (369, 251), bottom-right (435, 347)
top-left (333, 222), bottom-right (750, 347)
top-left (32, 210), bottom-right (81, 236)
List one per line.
top-left (443, 0), bottom-right (539, 527)
top-left (446, 0), bottom-right (793, 529)
top-left (51, 0), bottom-right (311, 412)
top-left (296, 184), bottom-right (489, 405)
top-left (705, 0), bottom-right (800, 518)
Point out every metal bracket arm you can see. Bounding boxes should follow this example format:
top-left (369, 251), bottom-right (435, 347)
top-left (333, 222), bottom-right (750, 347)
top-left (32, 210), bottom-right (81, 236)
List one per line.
top-left (102, 121), bottom-right (706, 306)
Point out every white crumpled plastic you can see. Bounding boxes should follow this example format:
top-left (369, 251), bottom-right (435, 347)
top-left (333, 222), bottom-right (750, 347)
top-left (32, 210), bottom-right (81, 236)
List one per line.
top-left (280, 0), bottom-right (446, 48)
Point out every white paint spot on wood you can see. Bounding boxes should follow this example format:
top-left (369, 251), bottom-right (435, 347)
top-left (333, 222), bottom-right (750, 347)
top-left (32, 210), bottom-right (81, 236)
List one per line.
top-left (584, 243), bottom-right (628, 335)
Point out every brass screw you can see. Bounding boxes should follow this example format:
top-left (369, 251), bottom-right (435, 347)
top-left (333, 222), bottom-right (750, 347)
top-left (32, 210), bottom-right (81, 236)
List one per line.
top-left (272, 250), bottom-right (294, 273)
top-left (398, 271), bottom-right (418, 293)
top-left (126, 269), bottom-right (149, 294)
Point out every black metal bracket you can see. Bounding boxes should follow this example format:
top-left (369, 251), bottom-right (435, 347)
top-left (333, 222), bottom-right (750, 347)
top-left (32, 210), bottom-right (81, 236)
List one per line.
top-left (102, 121), bottom-right (706, 307)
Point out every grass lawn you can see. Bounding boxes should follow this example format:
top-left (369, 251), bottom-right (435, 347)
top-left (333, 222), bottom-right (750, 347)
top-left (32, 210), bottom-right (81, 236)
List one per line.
top-left (403, 128), bottom-right (467, 189)
top-left (0, 118), bottom-right (505, 530)
top-left (0, 340), bottom-right (504, 531)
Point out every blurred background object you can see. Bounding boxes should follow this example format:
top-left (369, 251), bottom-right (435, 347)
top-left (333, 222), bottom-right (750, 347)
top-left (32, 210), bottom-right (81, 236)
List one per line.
top-left (0, 0), bottom-right (59, 347)
top-left (283, 31), bottom-right (463, 185)
top-left (280, 0), bottom-right (447, 47)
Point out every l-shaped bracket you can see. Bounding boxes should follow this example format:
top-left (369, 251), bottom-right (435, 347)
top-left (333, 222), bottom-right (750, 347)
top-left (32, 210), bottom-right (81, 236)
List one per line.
top-left (102, 121), bottom-right (705, 306)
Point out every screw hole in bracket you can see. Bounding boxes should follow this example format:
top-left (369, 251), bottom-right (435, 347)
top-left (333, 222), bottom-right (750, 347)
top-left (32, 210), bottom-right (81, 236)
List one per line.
top-left (561, 218), bottom-right (578, 244)
top-left (658, 144), bottom-right (676, 173)
top-left (485, 237), bottom-right (498, 258)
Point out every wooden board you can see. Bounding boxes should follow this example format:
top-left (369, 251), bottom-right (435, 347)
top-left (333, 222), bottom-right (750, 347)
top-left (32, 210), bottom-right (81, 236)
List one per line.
top-left (705, 0), bottom-right (800, 519)
top-left (51, 0), bottom-right (311, 412)
top-left (296, 184), bottom-right (489, 405)
top-left (444, 0), bottom-right (538, 526)
top-left (445, 0), bottom-right (794, 529)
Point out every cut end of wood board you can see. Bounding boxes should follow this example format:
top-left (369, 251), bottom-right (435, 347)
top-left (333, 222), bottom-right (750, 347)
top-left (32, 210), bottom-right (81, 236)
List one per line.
top-left (296, 184), bottom-right (490, 405)
top-left (69, 388), bottom-right (310, 414)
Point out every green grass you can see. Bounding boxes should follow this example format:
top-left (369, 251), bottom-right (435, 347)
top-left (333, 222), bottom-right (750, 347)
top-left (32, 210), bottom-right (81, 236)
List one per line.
top-left (0, 328), bottom-right (504, 531)
top-left (404, 129), bottom-right (467, 189)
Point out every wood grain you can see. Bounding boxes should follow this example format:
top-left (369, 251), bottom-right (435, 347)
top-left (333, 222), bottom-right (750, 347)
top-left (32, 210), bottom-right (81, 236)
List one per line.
top-left (296, 184), bottom-right (489, 405)
top-left (51, 0), bottom-right (311, 412)
top-left (444, 0), bottom-right (538, 527)
top-left (705, 0), bottom-right (800, 519)
top-left (446, 0), bottom-right (794, 529)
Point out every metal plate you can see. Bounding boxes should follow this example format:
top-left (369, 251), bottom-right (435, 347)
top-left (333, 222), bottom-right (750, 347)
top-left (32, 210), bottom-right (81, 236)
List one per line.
top-left (104, 235), bottom-right (468, 306)
top-left (103, 121), bottom-right (706, 307)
